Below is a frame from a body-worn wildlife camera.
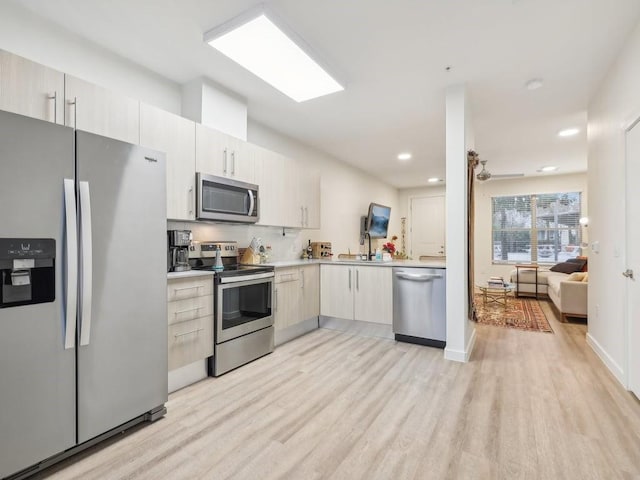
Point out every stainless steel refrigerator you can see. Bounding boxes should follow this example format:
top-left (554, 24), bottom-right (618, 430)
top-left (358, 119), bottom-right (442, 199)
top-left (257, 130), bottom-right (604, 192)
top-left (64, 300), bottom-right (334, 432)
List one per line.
top-left (0, 110), bottom-right (168, 479)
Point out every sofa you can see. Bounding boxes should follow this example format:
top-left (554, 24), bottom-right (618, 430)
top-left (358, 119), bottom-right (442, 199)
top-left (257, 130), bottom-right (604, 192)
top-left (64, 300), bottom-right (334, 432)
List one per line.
top-left (509, 264), bottom-right (588, 321)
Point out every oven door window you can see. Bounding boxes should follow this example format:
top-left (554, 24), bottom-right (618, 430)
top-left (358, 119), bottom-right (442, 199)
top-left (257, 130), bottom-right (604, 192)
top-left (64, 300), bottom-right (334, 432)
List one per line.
top-left (202, 181), bottom-right (249, 215)
top-left (221, 282), bottom-right (271, 330)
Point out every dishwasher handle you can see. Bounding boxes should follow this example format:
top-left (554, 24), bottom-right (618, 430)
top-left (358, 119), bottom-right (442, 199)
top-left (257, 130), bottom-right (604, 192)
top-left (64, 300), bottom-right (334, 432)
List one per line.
top-left (394, 272), bottom-right (443, 281)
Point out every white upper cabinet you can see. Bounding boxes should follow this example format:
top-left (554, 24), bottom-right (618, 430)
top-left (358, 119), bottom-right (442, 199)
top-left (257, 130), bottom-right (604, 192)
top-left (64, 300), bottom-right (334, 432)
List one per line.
top-left (299, 170), bottom-right (321, 229)
top-left (195, 124), bottom-right (254, 183)
top-left (65, 75), bottom-right (140, 145)
top-left (0, 50), bottom-right (64, 124)
top-left (255, 147), bottom-right (320, 229)
top-left (140, 103), bottom-right (196, 221)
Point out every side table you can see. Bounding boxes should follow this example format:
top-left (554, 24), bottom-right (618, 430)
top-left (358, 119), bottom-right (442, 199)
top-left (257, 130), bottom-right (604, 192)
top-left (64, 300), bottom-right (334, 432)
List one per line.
top-left (515, 264), bottom-right (539, 298)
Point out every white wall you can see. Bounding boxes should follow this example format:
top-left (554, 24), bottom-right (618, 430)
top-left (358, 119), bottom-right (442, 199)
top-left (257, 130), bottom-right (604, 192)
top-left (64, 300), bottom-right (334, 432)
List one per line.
top-left (0, 1), bottom-right (181, 113)
top-left (587, 20), bottom-right (640, 385)
top-left (182, 78), bottom-right (248, 140)
top-left (474, 173), bottom-right (588, 284)
top-left (444, 84), bottom-right (475, 362)
top-left (248, 119), bottom-right (400, 257)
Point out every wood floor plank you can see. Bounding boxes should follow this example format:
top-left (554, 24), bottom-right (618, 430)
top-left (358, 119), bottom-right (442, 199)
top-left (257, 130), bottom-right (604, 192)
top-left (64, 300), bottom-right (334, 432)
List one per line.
top-left (32, 302), bottom-right (640, 480)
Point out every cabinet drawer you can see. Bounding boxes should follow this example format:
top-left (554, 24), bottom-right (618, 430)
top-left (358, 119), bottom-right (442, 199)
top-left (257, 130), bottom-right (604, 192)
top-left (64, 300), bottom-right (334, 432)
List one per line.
top-left (167, 294), bottom-right (213, 326)
top-left (275, 268), bottom-right (300, 284)
top-left (168, 315), bottom-right (214, 371)
top-left (167, 276), bottom-right (213, 301)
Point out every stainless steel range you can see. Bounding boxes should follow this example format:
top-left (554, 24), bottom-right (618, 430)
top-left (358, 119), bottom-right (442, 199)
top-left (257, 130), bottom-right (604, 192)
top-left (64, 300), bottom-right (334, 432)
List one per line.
top-left (190, 241), bottom-right (274, 376)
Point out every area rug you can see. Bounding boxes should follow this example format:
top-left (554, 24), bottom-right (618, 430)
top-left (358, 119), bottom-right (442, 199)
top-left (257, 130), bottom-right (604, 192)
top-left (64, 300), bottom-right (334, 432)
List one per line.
top-left (474, 294), bottom-right (553, 333)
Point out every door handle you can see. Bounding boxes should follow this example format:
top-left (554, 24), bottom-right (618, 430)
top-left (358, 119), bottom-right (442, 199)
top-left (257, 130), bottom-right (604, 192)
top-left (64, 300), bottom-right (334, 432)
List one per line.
top-left (223, 148), bottom-right (228, 174)
top-left (356, 269), bottom-right (359, 291)
top-left (188, 186), bottom-right (194, 216)
top-left (349, 269), bottom-right (352, 290)
top-left (301, 206), bottom-right (304, 226)
top-left (231, 151), bottom-right (236, 176)
top-left (248, 189), bottom-right (255, 216)
top-left (63, 179), bottom-right (78, 350)
top-left (623, 269), bottom-right (634, 279)
top-left (79, 181), bottom-right (93, 346)
top-left (395, 272), bottom-right (442, 281)
top-left (48, 91), bottom-right (57, 123)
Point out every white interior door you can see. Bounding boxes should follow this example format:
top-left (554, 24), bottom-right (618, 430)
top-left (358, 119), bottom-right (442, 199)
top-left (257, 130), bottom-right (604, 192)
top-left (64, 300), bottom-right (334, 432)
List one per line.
top-left (626, 120), bottom-right (640, 398)
top-left (410, 195), bottom-right (446, 257)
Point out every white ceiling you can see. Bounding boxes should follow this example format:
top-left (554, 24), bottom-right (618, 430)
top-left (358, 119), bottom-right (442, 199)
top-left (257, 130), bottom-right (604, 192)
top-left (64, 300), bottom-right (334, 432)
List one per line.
top-left (11, 0), bottom-right (640, 188)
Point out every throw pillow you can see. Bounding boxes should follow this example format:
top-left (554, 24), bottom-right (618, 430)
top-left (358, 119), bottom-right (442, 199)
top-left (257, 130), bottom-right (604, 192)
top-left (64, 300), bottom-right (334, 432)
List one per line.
top-left (567, 257), bottom-right (588, 272)
top-left (550, 262), bottom-right (583, 274)
top-left (582, 272), bottom-right (589, 282)
top-left (567, 272), bottom-right (587, 282)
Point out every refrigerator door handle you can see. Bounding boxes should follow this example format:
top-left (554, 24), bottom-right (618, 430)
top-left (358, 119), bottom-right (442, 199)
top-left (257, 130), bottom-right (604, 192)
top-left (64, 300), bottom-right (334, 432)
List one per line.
top-left (79, 181), bottom-right (93, 346)
top-left (63, 179), bottom-right (78, 350)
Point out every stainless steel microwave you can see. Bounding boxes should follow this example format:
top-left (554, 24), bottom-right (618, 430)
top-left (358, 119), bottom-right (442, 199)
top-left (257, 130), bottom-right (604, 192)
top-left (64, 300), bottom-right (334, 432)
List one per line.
top-left (196, 173), bottom-right (259, 223)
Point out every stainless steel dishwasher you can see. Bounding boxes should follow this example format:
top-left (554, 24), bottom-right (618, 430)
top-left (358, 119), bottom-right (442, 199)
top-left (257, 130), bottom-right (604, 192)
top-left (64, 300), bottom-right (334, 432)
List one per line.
top-left (392, 267), bottom-right (446, 348)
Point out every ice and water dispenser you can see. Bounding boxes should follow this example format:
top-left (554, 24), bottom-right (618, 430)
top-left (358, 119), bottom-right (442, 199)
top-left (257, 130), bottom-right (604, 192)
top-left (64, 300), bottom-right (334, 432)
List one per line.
top-left (0, 238), bottom-right (55, 308)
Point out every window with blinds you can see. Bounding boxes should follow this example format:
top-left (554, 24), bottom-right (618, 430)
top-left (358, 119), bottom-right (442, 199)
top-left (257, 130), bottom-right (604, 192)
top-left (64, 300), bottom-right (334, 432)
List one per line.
top-left (492, 192), bottom-right (582, 264)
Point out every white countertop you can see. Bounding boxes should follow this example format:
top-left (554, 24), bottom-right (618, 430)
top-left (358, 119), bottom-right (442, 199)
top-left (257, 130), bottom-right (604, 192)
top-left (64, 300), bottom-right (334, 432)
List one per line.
top-left (266, 258), bottom-right (446, 269)
top-left (167, 270), bottom-right (216, 280)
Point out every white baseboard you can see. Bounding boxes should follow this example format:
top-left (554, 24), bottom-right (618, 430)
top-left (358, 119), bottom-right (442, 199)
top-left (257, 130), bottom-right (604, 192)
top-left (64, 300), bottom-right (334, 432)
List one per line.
top-left (275, 317), bottom-right (319, 346)
top-left (586, 333), bottom-right (626, 388)
top-left (168, 360), bottom-right (208, 394)
top-left (319, 316), bottom-right (394, 340)
top-left (444, 327), bottom-right (476, 363)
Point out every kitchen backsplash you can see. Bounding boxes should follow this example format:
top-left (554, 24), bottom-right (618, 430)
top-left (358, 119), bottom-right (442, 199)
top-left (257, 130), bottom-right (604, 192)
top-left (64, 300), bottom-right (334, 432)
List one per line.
top-left (167, 221), bottom-right (305, 262)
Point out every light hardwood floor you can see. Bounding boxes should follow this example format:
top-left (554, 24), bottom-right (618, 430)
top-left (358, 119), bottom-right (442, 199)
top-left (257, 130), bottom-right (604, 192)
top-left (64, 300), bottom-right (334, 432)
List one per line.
top-left (35, 301), bottom-right (640, 480)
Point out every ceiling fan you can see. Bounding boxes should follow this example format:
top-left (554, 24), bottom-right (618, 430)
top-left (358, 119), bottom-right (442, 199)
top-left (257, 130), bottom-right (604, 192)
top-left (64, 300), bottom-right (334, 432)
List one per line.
top-left (475, 160), bottom-right (524, 181)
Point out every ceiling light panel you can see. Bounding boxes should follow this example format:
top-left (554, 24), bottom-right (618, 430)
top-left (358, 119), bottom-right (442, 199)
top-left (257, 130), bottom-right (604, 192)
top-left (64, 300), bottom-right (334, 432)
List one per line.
top-left (205, 13), bottom-right (344, 102)
top-left (397, 152), bottom-right (412, 160)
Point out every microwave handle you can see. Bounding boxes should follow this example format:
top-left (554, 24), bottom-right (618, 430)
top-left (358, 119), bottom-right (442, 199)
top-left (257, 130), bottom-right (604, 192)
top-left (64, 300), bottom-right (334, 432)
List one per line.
top-left (248, 189), bottom-right (255, 216)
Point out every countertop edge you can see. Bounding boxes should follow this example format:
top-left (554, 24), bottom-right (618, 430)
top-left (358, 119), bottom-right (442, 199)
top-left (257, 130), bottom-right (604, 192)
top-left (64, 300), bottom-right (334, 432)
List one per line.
top-left (265, 259), bottom-right (446, 269)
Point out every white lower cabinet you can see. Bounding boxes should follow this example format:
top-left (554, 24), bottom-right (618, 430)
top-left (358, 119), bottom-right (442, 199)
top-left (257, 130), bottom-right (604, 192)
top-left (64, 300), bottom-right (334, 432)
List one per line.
top-left (274, 264), bottom-right (320, 333)
top-left (274, 267), bottom-right (301, 332)
top-left (167, 276), bottom-right (214, 371)
top-left (320, 264), bottom-right (392, 324)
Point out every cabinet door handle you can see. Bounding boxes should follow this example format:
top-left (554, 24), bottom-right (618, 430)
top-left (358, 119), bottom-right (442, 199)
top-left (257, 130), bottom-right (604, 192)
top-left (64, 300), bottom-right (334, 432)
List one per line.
top-left (356, 269), bottom-right (359, 291)
top-left (349, 269), bottom-right (352, 290)
top-left (174, 327), bottom-right (203, 340)
top-left (188, 186), bottom-right (194, 216)
top-left (305, 206), bottom-right (309, 227)
top-left (301, 270), bottom-right (305, 289)
top-left (223, 148), bottom-right (228, 174)
top-left (231, 151), bottom-right (236, 176)
top-left (67, 96), bottom-right (77, 129)
top-left (301, 206), bottom-right (304, 226)
top-left (48, 91), bottom-right (57, 123)
top-left (274, 288), bottom-right (278, 312)
top-left (173, 285), bottom-right (204, 293)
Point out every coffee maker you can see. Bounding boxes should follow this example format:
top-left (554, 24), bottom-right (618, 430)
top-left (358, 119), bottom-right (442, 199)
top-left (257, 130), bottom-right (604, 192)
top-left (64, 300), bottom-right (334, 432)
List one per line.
top-left (167, 230), bottom-right (191, 272)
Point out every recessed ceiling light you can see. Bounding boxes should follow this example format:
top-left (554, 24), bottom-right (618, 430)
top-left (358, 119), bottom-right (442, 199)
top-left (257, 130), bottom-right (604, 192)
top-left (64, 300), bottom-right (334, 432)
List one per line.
top-left (397, 153), bottom-right (412, 161)
top-left (558, 128), bottom-right (580, 137)
top-left (539, 166), bottom-right (558, 172)
top-left (204, 10), bottom-right (344, 102)
top-left (525, 78), bottom-right (543, 90)
top-left (427, 177), bottom-right (442, 183)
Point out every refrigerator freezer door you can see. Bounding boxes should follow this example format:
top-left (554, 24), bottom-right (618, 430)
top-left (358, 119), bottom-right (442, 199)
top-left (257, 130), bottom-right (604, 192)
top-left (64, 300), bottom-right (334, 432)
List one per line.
top-left (0, 111), bottom-right (76, 478)
top-left (75, 131), bottom-right (168, 443)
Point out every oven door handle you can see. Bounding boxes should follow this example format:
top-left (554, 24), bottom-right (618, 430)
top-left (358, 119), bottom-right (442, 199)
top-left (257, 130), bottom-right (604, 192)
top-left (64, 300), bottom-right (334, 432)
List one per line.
top-left (218, 272), bottom-right (275, 284)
